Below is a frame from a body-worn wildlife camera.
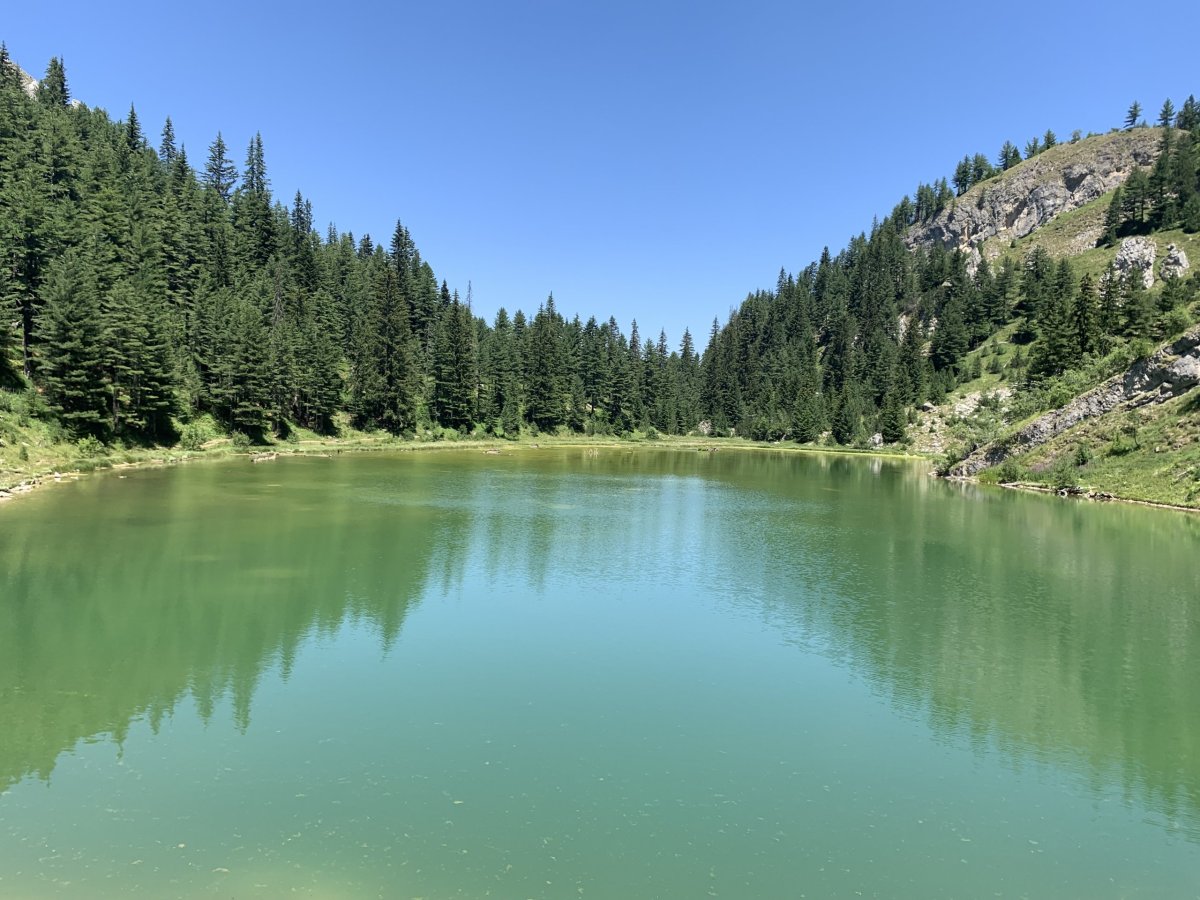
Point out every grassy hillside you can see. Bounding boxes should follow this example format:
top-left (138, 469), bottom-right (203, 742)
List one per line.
top-left (986, 389), bottom-right (1200, 507)
top-left (983, 192), bottom-right (1200, 284)
top-left (916, 307), bottom-right (1200, 507)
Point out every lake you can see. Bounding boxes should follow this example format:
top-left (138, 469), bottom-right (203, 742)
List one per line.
top-left (1, 447), bottom-right (1198, 898)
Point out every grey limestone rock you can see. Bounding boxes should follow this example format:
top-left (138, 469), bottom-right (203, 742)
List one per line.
top-left (907, 130), bottom-right (1162, 257)
top-left (1111, 236), bottom-right (1157, 290)
top-left (1160, 243), bottom-right (1191, 281)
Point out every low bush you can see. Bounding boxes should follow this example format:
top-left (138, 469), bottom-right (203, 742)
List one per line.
top-left (178, 421), bottom-right (210, 451)
top-left (994, 457), bottom-right (1023, 483)
top-left (75, 435), bottom-right (106, 458)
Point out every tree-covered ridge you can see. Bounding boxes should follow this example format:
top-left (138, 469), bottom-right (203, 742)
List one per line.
top-left (0, 48), bottom-right (711, 444)
top-left (1103, 98), bottom-right (1200, 241)
top-left (701, 99), bottom-right (1200, 445)
top-left (1, 47), bottom-right (1197, 450)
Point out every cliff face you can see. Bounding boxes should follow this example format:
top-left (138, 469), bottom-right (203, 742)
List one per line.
top-left (18, 67), bottom-right (37, 99)
top-left (7, 57), bottom-right (38, 98)
top-left (906, 129), bottom-right (1163, 257)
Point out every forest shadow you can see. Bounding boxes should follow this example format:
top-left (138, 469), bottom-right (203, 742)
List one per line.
top-left (0, 355), bottom-right (22, 390)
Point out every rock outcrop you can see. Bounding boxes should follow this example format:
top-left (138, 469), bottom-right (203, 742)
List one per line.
top-left (1160, 243), bottom-right (1191, 281)
top-left (907, 130), bottom-right (1162, 257)
top-left (949, 325), bottom-right (1200, 477)
top-left (17, 66), bottom-right (37, 99)
top-left (1111, 236), bottom-right (1157, 289)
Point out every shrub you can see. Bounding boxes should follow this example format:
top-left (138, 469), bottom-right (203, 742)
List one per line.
top-left (1160, 306), bottom-right (1192, 337)
top-left (179, 421), bottom-right (209, 451)
top-left (0, 389), bottom-right (22, 414)
top-left (1049, 457), bottom-right (1078, 491)
top-left (1107, 433), bottom-right (1138, 456)
top-left (935, 446), bottom-right (965, 476)
top-left (994, 457), bottom-right (1023, 483)
top-left (75, 435), bottom-right (106, 458)
top-left (231, 431), bottom-right (252, 450)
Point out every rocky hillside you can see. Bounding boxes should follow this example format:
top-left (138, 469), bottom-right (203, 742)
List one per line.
top-left (14, 63), bottom-right (36, 98)
top-left (906, 129), bottom-right (1163, 264)
top-left (950, 325), bottom-right (1200, 478)
top-left (900, 120), bottom-right (1200, 506)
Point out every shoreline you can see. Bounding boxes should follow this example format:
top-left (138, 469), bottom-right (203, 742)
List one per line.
top-left (997, 479), bottom-right (1200, 515)
top-left (4, 435), bottom-right (1195, 515)
top-left (0, 434), bottom-right (920, 507)
top-left (943, 474), bottom-right (1200, 515)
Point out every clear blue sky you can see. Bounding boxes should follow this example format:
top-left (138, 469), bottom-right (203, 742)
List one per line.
top-left (5, 2), bottom-right (1198, 348)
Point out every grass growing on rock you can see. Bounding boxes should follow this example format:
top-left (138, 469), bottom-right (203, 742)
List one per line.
top-left (979, 389), bottom-right (1200, 508)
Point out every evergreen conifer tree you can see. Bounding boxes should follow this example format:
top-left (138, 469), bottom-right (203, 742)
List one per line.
top-left (1125, 101), bottom-right (1142, 130)
top-left (204, 132), bottom-right (238, 203)
top-left (830, 384), bottom-right (863, 445)
top-left (525, 296), bottom-right (567, 431)
top-left (1176, 96), bottom-right (1199, 131)
top-left (1029, 268), bottom-right (1075, 378)
top-left (1101, 186), bottom-right (1124, 245)
top-left (1159, 99), bottom-right (1176, 129)
top-left (997, 141), bottom-right (1021, 170)
top-left (1071, 273), bottom-right (1100, 357)
top-left (159, 117), bottom-right (177, 164)
top-left (1122, 270), bottom-right (1154, 338)
top-left (879, 376), bottom-right (906, 444)
top-left (929, 293), bottom-right (967, 374)
top-left (35, 57), bottom-right (69, 108)
top-left (38, 249), bottom-right (106, 434)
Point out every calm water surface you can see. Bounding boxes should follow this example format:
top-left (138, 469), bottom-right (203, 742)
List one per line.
top-left (1, 448), bottom-right (1198, 898)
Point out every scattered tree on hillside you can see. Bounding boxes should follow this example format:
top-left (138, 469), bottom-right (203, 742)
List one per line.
top-left (997, 140), bottom-right (1022, 170)
top-left (1125, 101), bottom-right (1142, 130)
top-left (1159, 99), bottom-right (1176, 129)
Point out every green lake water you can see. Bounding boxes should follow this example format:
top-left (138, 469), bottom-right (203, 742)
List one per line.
top-left (1, 447), bottom-right (1199, 898)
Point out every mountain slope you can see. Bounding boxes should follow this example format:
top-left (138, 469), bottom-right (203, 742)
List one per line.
top-left (907, 129), bottom-right (1163, 262)
top-left (951, 326), bottom-right (1200, 475)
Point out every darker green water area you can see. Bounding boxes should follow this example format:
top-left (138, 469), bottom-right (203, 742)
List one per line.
top-left (1, 448), bottom-right (1198, 898)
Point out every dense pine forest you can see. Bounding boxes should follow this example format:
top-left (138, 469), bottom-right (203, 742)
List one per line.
top-left (1, 48), bottom-right (1198, 453)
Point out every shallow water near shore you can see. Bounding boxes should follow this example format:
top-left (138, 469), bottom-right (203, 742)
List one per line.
top-left (1, 447), bottom-right (1198, 898)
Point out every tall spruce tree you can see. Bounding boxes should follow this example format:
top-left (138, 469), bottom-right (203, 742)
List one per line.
top-left (525, 296), bottom-right (567, 431)
top-left (1159, 99), bottom-right (1176, 129)
top-left (204, 132), bottom-right (238, 203)
top-left (38, 249), bottom-right (106, 434)
top-left (1071, 273), bottom-right (1100, 357)
top-left (35, 57), bottom-right (69, 108)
